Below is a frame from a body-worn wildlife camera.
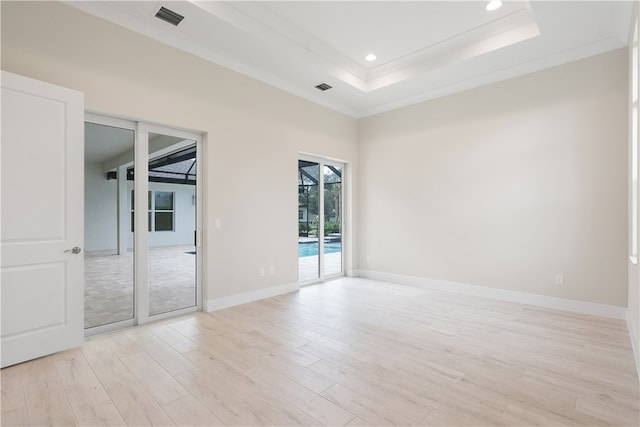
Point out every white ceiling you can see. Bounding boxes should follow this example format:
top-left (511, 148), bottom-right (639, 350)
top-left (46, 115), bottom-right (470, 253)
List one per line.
top-left (68, 1), bottom-right (632, 118)
top-left (85, 122), bottom-right (134, 164)
top-left (85, 122), bottom-right (188, 165)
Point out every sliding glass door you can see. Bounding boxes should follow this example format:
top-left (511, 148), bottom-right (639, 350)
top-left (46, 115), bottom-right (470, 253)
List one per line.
top-left (298, 157), bottom-right (345, 283)
top-left (84, 121), bottom-right (136, 329)
top-left (148, 132), bottom-right (198, 316)
top-left (298, 160), bottom-right (320, 281)
top-left (323, 164), bottom-right (342, 276)
top-left (84, 115), bottom-right (202, 334)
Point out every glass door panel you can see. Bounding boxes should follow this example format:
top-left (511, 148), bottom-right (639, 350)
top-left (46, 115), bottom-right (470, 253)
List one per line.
top-left (324, 164), bottom-right (343, 276)
top-left (298, 160), bottom-right (320, 282)
top-left (84, 122), bottom-right (135, 329)
top-left (148, 133), bottom-right (197, 316)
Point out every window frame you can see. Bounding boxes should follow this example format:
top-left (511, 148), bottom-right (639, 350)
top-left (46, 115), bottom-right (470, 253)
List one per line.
top-left (131, 190), bottom-right (175, 232)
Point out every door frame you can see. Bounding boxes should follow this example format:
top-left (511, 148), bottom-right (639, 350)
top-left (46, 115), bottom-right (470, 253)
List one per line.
top-left (84, 113), bottom-right (204, 335)
top-left (298, 153), bottom-right (347, 284)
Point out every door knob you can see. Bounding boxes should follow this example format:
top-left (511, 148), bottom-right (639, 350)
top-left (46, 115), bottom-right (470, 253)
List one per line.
top-left (65, 247), bottom-right (82, 254)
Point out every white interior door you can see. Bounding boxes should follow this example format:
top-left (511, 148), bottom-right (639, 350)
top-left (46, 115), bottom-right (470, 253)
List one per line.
top-left (1, 71), bottom-right (84, 368)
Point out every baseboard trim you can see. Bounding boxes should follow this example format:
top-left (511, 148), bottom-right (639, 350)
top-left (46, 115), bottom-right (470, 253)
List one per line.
top-left (204, 282), bottom-right (300, 312)
top-left (355, 270), bottom-right (627, 320)
top-left (627, 311), bottom-right (640, 377)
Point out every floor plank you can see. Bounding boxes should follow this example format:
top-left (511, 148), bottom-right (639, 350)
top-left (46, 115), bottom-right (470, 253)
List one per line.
top-left (22, 379), bottom-right (78, 426)
top-left (131, 333), bottom-right (196, 376)
top-left (1, 365), bottom-right (26, 412)
top-left (74, 401), bottom-right (127, 427)
top-left (80, 337), bottom-right (129, 381)
top-left (118, 352), bottom-right (189, 406)
top-left (100, 372), bottom-right (174, 426)
top-left (321, 383), bottom-right (420, 426)
top-left (54, 350), bottom-right (111, 413)
top-left (174, 369), bottom-right (273, 426)
top-left (162, 395), bottom-right (225, 426)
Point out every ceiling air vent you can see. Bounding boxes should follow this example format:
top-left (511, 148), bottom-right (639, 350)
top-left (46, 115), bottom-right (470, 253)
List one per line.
top-left (315, 83), bottom-right (332, 91)
top-left (155, 7), bottom-right (185, 26)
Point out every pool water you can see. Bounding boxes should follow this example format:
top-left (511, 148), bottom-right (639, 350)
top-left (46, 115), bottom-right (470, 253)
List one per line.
top-left (298, 242), bottom-right (342, 257)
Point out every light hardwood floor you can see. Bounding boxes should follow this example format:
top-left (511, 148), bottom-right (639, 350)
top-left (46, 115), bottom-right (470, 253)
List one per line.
top-left (2, 278), bottom-right (639, 426)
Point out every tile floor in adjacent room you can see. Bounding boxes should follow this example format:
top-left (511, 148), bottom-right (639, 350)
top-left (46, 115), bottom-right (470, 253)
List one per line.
top-left (2, 278), bottom-right (639, 426)
top-left (84, 245), bottom-right (197, 329)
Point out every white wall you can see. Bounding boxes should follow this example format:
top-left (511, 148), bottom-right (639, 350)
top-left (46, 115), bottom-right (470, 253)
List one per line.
top-left (628, 1), bottom-right (640, 375)
top-left (358, 49), bottom-right (628, 308)
top-left (0, 1), bottom-right (358, 301)
top-left (84, 161), bottom-right (117, 251)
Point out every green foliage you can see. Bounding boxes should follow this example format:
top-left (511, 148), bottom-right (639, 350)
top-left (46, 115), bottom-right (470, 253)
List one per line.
top-left (324, 221), bottom-right (340, 236)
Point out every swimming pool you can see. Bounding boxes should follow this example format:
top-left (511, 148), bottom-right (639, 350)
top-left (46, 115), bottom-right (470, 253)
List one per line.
top-left (298, 242), bottom-right (342, 257)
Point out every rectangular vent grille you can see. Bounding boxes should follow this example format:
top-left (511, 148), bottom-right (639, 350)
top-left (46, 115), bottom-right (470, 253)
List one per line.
top-left (155, 7), bottom-right (184, 26)
top-left (315, 83), bottom-right (332, 91)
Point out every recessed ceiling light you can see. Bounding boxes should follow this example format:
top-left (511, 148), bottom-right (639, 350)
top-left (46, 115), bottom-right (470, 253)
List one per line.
top-left (486, 0), bottom-right (502, 11)
top-left (365, 54), bottom-right (377, 62)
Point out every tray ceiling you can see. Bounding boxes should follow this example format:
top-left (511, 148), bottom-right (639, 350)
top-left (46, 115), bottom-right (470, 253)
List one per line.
top-left (67, 1), bottom-right (632, 118)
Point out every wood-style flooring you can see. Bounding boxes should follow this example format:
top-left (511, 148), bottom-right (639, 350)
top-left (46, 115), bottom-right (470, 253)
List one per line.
top-left (2, 278), bottom-right (639, 426)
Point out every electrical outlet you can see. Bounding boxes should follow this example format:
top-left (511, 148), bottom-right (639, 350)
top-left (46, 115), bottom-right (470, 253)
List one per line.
top-left (260, 268), bottom-right (265, 277)
top-left (555, 274), bottom-right (564, 285)
top-left (270, 266), bottom-right (275, 276)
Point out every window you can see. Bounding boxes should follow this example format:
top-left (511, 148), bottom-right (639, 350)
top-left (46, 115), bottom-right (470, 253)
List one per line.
top-left (154, 191), bottom-right (174, 231)
top-left (131, 191), bottom-right (175, 232)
